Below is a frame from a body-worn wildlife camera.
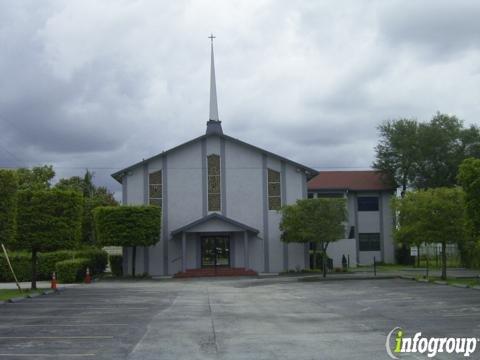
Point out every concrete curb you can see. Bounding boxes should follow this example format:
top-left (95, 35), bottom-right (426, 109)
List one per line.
top-left (299, 275), bottom-right (398, 282)
top-left (434, 281), bottom-right (447, 285)
top-left (471, 286), bottom-right (480, 290)
top-left (8, 296), bottom-right (27, 303)
top-left (1, 287), bottom-right (65, 305)
top-left (27, 292), bottom-right (41, 298)
top-left (451, 283), bottom-right (469, 288)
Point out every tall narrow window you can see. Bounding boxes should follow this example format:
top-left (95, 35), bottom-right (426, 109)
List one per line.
top-left (208, 154), bottom-right (221, 211)
top-left (149, 170), bottom-right (162, 207)
top-left (268, 168), bottom-right (281, 210)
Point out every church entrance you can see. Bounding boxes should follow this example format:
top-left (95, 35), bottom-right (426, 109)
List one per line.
top-left (201, 236), bottom-right (230, 268)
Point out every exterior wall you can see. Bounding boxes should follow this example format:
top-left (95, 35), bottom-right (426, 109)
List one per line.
top-left (381, 192), bottom-right (395, 263)
top-left (121, 133), bottom-right (309, 276)
top-left (327, 238), bottom-right (356, 268)
top-left (308, 190), bottom-right (395, 266)
top-left (357, 193), bottom-right (381, 265)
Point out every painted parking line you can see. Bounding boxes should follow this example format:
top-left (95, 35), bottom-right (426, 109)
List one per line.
top-left (0, 336), bottom-right (113, 340)
top-left (0, 354), bottom-right (95, 357)
top-left (0, 323), bottom-right (128, 328)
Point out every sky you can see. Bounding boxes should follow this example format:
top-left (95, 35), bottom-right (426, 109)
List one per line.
top-left (1, 0), bottom-right (480, 196)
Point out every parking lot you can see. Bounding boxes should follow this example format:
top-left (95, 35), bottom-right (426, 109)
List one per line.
top-left (0, 277), bottom-right (479, 359)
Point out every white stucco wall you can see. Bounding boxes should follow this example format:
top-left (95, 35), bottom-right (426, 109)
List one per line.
top-left (121, 133), bottom-right (309, 275)
top-left (327, 238), bottom-right (357, 268)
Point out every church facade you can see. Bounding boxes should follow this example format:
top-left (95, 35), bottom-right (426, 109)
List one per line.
top-left (112, 39), bottom-right (317, 276)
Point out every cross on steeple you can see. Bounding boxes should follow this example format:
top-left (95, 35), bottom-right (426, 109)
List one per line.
top-left (208, 33), bottom-right (216, 43)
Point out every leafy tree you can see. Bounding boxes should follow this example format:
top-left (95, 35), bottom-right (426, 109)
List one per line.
top-left (457, 158), bottom-right (480, 267)
top-left (415, 113), bottom-right (480, 188)
top-left (94, 206), bottom-right (161, 276)
top-left (280, 198), bottom-right (346, 278)
top-left (373, 119), bottom-right (419, 196)
top-left (392, 188), bottom-right (466, 280)
top-left (374, 113), bottom-right (480, 192)
top-left (16, 165), bottom-right (55, 190)
top-left (56, 170), bottom-right (118, 245)
top-left (16, 189), bottom-right (83, 289)
top-left (0, 170), bottom-right (18, 247)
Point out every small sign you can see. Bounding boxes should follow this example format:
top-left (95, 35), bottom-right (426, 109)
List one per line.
top-left (410, 246), bottom-right (418, 256)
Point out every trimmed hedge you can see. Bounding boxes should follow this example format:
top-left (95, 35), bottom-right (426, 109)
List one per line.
top-left (0, 252), bottom-right (31, 282)
top-left (56, 258), bottom-right (90, 283)
top-left (0, 169), bottom-right (18, 246)
top-left (94, 206), bottom-right (161, 247)
top-left (0, 248), bottom-right (108, 282)
top-left (109, 254), bottom-right (123, 276)
top-left (77, 248), bottom-right (108, 275)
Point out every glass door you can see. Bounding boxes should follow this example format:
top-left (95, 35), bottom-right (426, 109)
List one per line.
top-left (201, 236), bottom-right (230, 267)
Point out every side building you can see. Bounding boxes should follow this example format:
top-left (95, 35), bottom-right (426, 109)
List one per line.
top-left (307, 171), bottom-right (396, 267)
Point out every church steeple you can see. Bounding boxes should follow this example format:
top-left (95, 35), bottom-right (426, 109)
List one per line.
top-left (206, 33), bottom-right (223, 135)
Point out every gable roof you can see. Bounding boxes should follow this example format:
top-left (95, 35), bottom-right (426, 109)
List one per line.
top-left (308, 170), bottom-right (395, 192)
top-left (171, 213), bottom-right (259, 236)
top-left (111, 133), bottom-right (318, 182)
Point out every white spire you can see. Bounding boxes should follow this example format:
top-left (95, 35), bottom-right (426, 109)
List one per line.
top-left (209, 34), bottom-right (219, 121)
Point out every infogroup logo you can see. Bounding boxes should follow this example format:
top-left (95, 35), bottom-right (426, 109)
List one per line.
top-left (385, 327), bottom-right (478, 358)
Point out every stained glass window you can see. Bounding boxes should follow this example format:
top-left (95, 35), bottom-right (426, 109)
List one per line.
top-left (149, 170), bottom-right (162, 207)
top-left (208, 154), bottom-right (221, 211)
top-left (268, 168), bottom-right (281, 210)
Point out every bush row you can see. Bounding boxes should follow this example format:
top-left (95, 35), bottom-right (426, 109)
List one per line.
top-left (109, 254), bottom-right (123, 277)
top-left (56, 258), bottom-right (90, 283)
top-left (0, 248), bottom-right (107, 282)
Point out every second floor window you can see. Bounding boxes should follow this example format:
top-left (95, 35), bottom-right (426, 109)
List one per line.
top-left (268, 168), bottom-right (281, 210)
top-left (208, 154), bottom-right (221, 211)
top-left (359, 233), bottom-right (380, 251)
top-left (357, 196), bottom-right (379, 211)
top-left (149, 170), bottom-right (162, 207)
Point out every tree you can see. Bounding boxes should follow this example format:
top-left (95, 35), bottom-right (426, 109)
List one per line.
top-left (280, 198), bottom-right (347, 278)
top-left (16, 189), bottom-right (83, 289)
top-left (415, 113), bottom-right (480, 189)
top-left (0, 170), bottom-right (18, 247)
top-left (374, 114), bottom-right (480, 192)
top-left (94, 206), bottom-right (161, 276)
top-left (373, 119), bottom-right (420, 196)
top-left (56, 170), bottom-right (118, 246)
top-left (392, 188), bottom-right (466, 280)
top-left (457, 158), bottom-right (480, 267)
top-left (16, 165), bottom-right (55, 191)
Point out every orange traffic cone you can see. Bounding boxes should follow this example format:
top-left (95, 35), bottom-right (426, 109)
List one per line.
top-left (84, 267), bottom-right (92, 284)
top-left (51, 272), bottom-right (57, 290)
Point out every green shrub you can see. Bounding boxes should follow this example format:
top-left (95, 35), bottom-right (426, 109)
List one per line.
top-left (56, 258), bottom-right (90, 283)
top-left (0, 249), bottom-right (107, 282)
top-left (0, 170), bottom-right (18, 247)
top-left (109, 254), bottom-right (123, 276)
top-left (94, 205), bottom-right (160, 276)
top-left (16, 189), bottom-right (83, 288)
top-left (0, 252), bottom-right (31, 282)
top-left (76, 248), bottom-right (108, 275)
top-left (38, 251), bottom-right (75, 279)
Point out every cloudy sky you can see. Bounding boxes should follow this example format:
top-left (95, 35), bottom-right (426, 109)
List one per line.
top-left (1, 0), bottom-right (479, 195)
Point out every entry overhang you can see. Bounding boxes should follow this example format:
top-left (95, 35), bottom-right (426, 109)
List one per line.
top-left (171, 213), bottom-right (259, 237)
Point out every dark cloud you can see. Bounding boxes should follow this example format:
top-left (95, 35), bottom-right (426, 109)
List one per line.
top-left (0, 0), bottom-right (479, 195)
top-left (378, 1), bottom-right (480, 57)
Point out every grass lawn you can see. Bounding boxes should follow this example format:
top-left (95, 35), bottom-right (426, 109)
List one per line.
top-left (415, 276), bottom-right (480, 287)
top-left (0, 289), bottom-right (45, 301)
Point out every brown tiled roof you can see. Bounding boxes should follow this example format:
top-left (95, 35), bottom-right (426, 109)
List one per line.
top-left (308, 170), bottom-right (395, 191)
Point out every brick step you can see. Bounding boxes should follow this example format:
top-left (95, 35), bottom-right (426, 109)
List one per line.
top-left (174, 267), bottom-right (258, 278)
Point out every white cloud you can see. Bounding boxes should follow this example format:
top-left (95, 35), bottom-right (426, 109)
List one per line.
top-left (0, 0), bottom-right (479, 191)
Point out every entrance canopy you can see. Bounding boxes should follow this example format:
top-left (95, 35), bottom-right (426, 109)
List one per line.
top-left (171, 213), bottom-right (259, 236)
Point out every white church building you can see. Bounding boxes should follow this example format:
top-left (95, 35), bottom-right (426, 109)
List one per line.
top-left (112, 39), bottom-right (318, 277)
